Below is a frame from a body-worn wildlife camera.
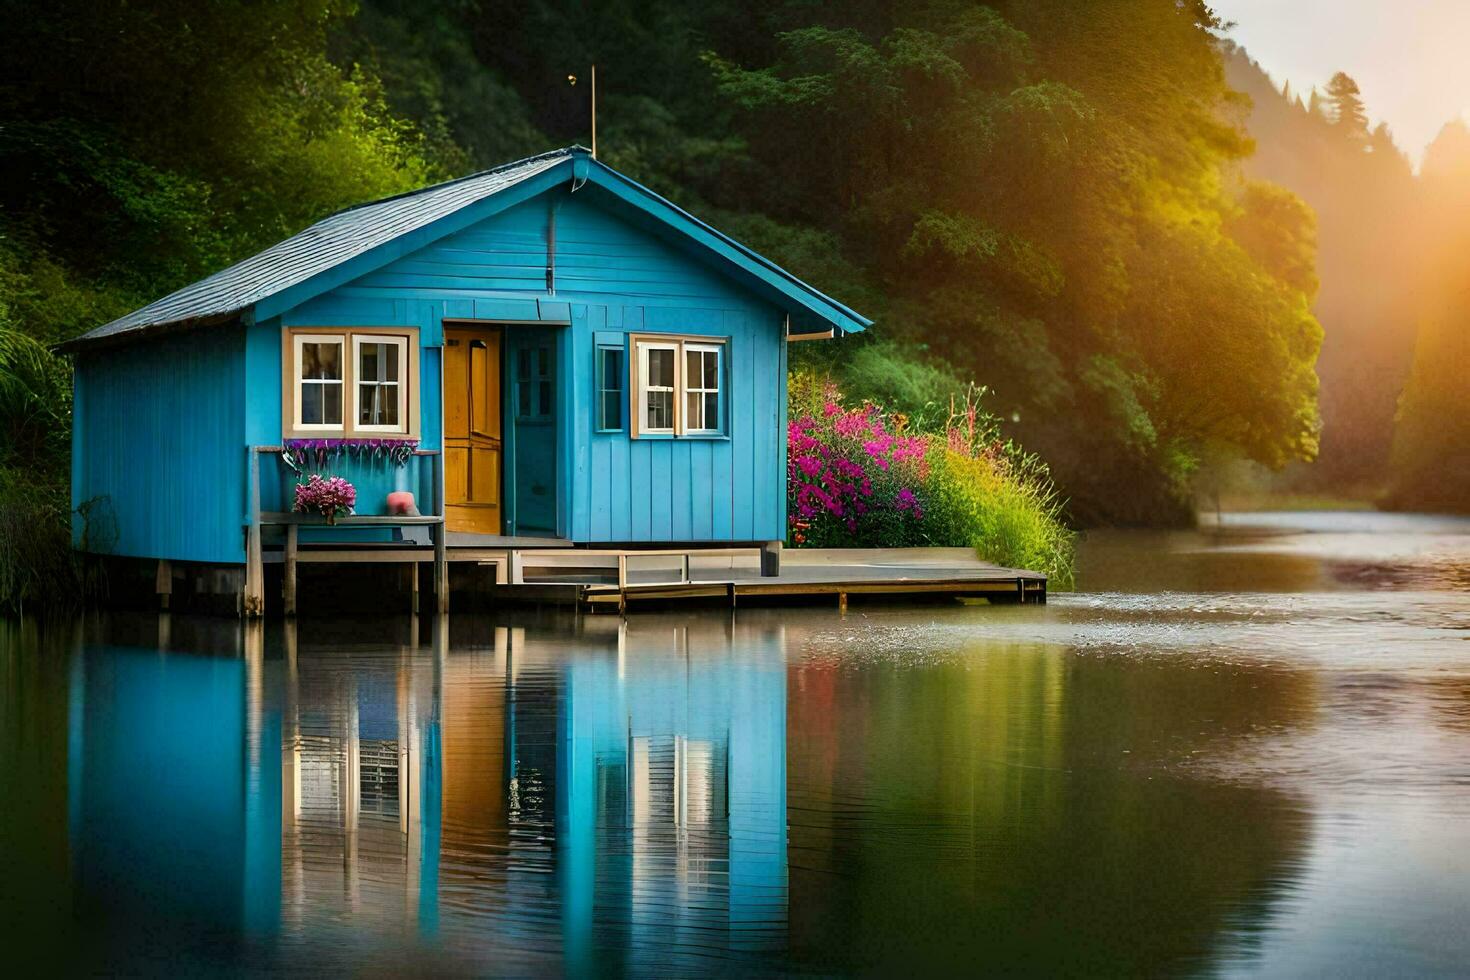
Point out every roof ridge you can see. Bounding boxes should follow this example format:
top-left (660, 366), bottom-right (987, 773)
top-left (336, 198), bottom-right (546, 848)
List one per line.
top-left (327, 146), bottom-right (577, 219)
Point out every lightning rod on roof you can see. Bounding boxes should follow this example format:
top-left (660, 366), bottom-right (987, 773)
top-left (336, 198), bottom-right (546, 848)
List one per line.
top-left (567, 64), bottom-right (597, 159)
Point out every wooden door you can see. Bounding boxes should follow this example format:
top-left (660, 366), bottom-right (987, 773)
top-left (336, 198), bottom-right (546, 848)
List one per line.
top-left (444, 326), bottom-right (502, 534)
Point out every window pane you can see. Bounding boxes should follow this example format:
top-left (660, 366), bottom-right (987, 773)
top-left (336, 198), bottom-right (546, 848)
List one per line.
top-left (323, 382), bottom-right (342, 425)
top-left (538, 380), bottom-right (552, 416)
top-left (384, 344), bottom-right (398, 382)
top-left (649, 348), bottom-right (674, 388)
top-left (302, 342), bottom-right (341, 380)
top-left (359, 382), bottom-right (399, 426)
top-left (381, 384), bottom-right (398, 425)
top-left (647, 390), bottom-right (672, 430)
top-left (518, 349), bottom-right (530, 380)
top-left (703, 351), bottom-right (718, 389)
top-left (686, 349), bottom-right (700, 385)
top-left (602, 391), bottom-right (621, 429)
top-left (601, 348), bottom-right (622, 392)
top-left (361, 344), bottom-right (378, 382)
top-left (302, 383), bottom-right (323, 424)
top-left (686, 391), bottom-right (702, 430)
top-left (537, 347), bottom-right (549, 376)
top-left (704, 392), bottom-right (718, 428)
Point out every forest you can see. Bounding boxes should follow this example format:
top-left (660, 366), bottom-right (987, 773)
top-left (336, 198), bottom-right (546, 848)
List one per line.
top-left (1, 0), bottom-right (1466, 607)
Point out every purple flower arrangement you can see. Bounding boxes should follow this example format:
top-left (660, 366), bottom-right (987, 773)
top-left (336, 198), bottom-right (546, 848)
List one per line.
top-left (293, 473), bottom-right (356, 524)
top-left (282, 438), bottom-right (418, 472)
top-left (787, 381), bottom-right (930, 547)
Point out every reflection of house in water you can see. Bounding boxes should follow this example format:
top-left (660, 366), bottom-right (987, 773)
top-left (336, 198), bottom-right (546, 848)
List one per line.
top-left (279, 628), bottom-right (432, 944)
top-left (68, 614), bottom-right (787, 970)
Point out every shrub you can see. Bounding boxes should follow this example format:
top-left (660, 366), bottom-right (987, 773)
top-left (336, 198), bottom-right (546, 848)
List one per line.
top-left (0, 328), bottom-right (91, 614)
top-left (0, 469), bottom-right (89, 615)
top-left (787, 371), bottom-right (1075, 586)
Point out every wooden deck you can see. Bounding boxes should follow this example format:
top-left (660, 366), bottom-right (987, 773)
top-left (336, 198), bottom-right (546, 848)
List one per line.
top-left (572, 548), bottom-right (1046, 610)
top-left (241, 447), bottom-right (1044, 616)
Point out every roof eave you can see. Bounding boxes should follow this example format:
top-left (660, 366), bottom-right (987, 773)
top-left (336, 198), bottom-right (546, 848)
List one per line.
top-left (54, 310), bottom-right (244, 355)
top-left (583, 160), bottom-right (872, 333)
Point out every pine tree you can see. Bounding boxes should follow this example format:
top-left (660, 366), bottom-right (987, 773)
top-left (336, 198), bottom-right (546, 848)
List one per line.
top-left (1307, 87), bottom-right (1324, 118)
top-left (1325, 71), bottom-right (1369, 140)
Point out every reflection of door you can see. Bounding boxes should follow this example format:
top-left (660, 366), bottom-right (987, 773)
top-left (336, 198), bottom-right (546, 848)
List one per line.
top-left (508, 329), bottom-right (558, 536)
top-left (444, 326), bottom-right (501, 534)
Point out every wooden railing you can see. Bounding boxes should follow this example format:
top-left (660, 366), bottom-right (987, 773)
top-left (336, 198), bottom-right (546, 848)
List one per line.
top-left (243, 445), bottom-right (447, 617)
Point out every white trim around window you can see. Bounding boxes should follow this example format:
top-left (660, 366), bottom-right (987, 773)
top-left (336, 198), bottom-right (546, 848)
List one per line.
top-left (683, 343), bottom-right (722, 434)
top-left (637, 340), bottom-right (679, 435)
top-left (629, 334), bottom-right (726, 438)
top-left (291, 333), bottom-right (345, 432)
top-left (351, 333), bottom-right (409, 433)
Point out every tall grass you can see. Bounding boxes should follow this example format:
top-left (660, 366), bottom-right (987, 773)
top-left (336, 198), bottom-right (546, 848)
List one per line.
top-left (788, 370), bottom-right (1075, 586)
top-left (0, 327), bottom-right (87, 614)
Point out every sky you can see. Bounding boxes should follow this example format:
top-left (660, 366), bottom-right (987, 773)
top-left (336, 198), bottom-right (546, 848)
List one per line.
top-left (1210, 0), bottom-right (1470, 167)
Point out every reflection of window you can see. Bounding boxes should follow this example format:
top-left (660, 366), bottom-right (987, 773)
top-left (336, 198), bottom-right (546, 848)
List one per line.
top-left (631, 335), bottom-right (726, 438)
top-left (596, 343), bottom-right (624, 432)
top-left (294, 335), bottom-right (344, 430)
top-left (284, 328), bottom-right (417, 439)
top-left (353, 335), bottom-right (407, 432)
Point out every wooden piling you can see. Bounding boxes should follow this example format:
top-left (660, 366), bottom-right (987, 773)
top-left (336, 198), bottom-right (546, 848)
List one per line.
top-left (284, 524), bottom-right (298, 616)
top-left (155, 559), bottom-right (172, 611)
top-left (244, 447), bottom-right (265, 618)
top-left (432, 452), bottom-right (448, 613)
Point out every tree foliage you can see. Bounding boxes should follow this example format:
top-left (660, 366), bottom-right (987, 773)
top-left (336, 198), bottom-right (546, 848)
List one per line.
top-left (0, 0), bottom-right (1328, 526)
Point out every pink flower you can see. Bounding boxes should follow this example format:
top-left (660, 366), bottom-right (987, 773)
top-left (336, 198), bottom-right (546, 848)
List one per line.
top-left (895, 487), bottom-right (916, 510)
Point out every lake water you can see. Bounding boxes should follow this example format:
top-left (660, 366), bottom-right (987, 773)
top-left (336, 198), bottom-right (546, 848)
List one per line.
top-left (3, 512), bottom-right (1469, 976)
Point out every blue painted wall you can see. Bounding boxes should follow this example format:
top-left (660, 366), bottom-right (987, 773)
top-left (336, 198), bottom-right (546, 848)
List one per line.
top-left (276, 186), bottom-right (790, 543)
top-left (73, 328), bottom-right (247, 563)
top-left (74, 176), bottom-right (796, 562)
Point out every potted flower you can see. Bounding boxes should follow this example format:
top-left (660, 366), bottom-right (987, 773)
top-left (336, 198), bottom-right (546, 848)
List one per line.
top-left (293, 474), bottom-right (356, 525)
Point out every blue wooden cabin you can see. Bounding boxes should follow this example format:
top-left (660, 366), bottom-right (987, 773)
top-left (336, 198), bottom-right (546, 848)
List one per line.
top-left (62, 147), bottom-right (870, 608)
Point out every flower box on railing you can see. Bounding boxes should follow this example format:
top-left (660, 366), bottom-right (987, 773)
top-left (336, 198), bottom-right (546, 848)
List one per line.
top-left (282, 438), bottom-right (420, 472)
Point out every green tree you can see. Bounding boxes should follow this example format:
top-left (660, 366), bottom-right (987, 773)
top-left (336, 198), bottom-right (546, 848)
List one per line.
top-left (1325, 71), bottom-right (1369, 140)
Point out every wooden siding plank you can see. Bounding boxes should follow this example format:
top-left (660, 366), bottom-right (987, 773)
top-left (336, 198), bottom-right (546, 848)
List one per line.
top-left (629, 437), bottom-right (652, 540)
top-left (671, 439), bottom-right (692, 541)
top-left (690, 440), bottom-right (713, 540)
top-left (73, 327), bottom-right (247, 564)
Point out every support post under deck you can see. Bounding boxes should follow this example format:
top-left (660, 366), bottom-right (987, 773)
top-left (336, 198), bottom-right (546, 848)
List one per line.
top-left (433, 452), bottom-right (448, 613)
top-left (283, 524), bottom-right (298, 616)
top-left (244, 447), bottom-right (265, 618)
top-left (760, 540), bottom-right (782, 577)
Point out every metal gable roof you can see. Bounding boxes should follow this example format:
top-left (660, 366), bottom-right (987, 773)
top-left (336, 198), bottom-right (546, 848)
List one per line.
top-left (63, 148), bottom-right (572, 350)
top-left (62, 145), bottom-right (870, 352)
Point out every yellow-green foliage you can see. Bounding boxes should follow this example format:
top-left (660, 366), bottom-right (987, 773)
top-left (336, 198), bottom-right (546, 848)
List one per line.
top-left (923, 447), bottom-right (1075, 589)
top-left (788, 368), bottom-right (1075, 585)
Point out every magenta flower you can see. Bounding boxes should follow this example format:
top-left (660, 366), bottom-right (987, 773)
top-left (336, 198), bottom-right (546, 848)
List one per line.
top-left (294, 473), bottom-right (356, 524)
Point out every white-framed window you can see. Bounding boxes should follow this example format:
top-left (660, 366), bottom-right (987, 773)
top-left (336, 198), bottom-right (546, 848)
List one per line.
top-left (292, 334), bottom-right (345, 431)
top-left (631, 335), bottom-right (725, 437)
top-left (284, 327), bottom-right (418, 440)
top-left (637, 340), bottom-right (679, 434)
top-left (352, 334), bottom-right (408, 433)
top-left (683, 344), bottom-right (722, 434)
